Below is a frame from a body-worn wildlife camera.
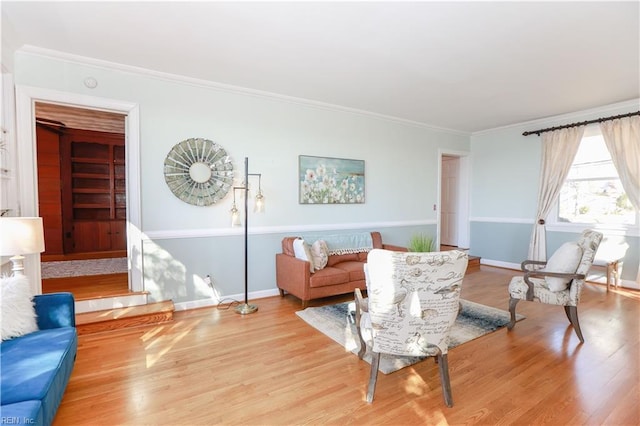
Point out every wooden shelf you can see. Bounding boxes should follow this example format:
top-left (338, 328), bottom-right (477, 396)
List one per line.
top-left (61, 132), bottom-right (127, 253)
top-left (72, 173), bottom-right (110, 179)
top-left (73, 204), bottom-right (112, 209)
top-left (73, 188), bottom-right (111, 194)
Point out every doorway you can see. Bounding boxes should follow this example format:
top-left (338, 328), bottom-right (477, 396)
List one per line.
top-left (35, 103), bottom-right (129, 299)
top-left (15, 85), bottom-right (143, 307)
top-left (438, 151), bottom-right (470, 250)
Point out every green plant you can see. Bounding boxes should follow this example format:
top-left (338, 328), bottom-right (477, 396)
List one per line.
top-left (408, 233), bottom-right (435, 252)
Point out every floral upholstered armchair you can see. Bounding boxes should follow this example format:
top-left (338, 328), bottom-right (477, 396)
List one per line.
top-left (508, 229), bottom-right (603, 343)
top-left (354, 248), bottom-right (468, 407)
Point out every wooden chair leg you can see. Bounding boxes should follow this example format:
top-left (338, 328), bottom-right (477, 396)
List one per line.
top-left (366, 352), bottom-right (380, 403)
top-left (437, 353), bottom-right (453, 407)
top-left (563, 305), bottom-right (572, 322)
top-left (354, 288), bottom-right (367, 359)
top-left (508, 297), bottom-right (519, 330)
top-left (565, 306), bottom-right (584, 343)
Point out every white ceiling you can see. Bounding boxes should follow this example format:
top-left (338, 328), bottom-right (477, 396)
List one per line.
top-left (3, 1), bottom-right (639, 133)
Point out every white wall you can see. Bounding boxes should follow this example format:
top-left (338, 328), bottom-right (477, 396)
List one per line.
top-left (12, 50), bottom-right (470, 306)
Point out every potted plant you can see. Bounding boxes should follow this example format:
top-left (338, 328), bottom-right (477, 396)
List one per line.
top-left (408, 233), bottom-right (435, 252)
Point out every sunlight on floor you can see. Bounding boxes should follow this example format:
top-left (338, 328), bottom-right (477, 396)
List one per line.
top-left (143, 318), bottom-right (204, 368)
top-left (404, 368), bottom-right (428, 396)
top-left (610, 287), bottom-right (640, 301)
top-left (403, 367), bottom-right (450, 424)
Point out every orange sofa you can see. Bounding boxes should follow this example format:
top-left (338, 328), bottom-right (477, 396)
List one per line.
top-left (276, 231), bottom-right (406, 307)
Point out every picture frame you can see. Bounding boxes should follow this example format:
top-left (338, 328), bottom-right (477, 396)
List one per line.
top-left (298, 155), bottom-right (365, 204)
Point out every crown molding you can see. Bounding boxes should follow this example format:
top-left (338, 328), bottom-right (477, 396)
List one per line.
top-left (471, 98), bottom-right (640, 137)
top-left (17, 45), bottom-right (469, 137)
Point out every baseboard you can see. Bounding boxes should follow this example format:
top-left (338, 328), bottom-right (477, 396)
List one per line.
top-left (480, 259), bottom-right (520, 270)
top-left (481, 258), bottom-right (640, 290)
top-left (172, 288), bottom-right (281, 311)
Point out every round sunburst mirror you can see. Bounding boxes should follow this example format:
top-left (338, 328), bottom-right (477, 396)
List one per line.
top-left (164, 138), bottom-right (234, 206)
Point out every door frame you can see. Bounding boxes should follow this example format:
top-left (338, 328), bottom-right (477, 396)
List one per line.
top-left (15, 85), bottom-right (142, 294)
top-left (437, 149), bottom-right (470, 249)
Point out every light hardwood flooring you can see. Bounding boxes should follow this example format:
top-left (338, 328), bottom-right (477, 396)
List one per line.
top-left (54, 266), bottom-right (639, 425)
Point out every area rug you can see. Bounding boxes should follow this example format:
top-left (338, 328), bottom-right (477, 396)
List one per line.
top-left (41, 258), bottom-right (128, 279)
top-left (296, 299), bottom-right (524, 374)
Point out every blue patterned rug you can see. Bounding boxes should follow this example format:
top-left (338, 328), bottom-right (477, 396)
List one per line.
top-left (296, 299), bottom-right (524, 374)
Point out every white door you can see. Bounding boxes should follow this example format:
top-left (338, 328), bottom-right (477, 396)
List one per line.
top-left (440, 156), bottom-right (459, 246)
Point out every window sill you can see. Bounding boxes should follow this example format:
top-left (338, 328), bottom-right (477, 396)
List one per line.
top-left (547, 222), bottom-right (640, 237)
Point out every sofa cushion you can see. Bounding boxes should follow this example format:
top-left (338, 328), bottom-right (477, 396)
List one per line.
top-left (1, 327), bottom-right (78, 408)
top-left (308, 267), bottom-right (350, 288)
top-left (293, 238), bottom-right (314, 274)
top-left (311, 240), bottom-right (329, 271)
top-left (327, 252), bottom-right (359, 267)
top-left (1, 275), bottom-right (38, 341)
top-left (333, 261), bottom-right (367, 282)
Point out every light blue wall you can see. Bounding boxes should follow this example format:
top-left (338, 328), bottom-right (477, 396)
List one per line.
top-left (13, 51), bottom-right (639, 300)
top-left (14, 52), bottom-right (464, 304)
top-left (470, 101), bottom-right (640, 283)
top-left (142, 224), bottom-right (434, 304)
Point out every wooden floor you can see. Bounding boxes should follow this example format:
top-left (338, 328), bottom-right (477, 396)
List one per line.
top-left (42, 273), bottom-right (129, 300)
top-left (54, 266), bottom-right (639, 425)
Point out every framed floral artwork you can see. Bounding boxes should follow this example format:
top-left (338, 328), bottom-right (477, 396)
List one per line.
top-left (299, 155), bottom-right (365, 204)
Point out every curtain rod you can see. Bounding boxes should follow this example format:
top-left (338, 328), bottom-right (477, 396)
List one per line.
top-left (522, 110), bottom-right (640, 136)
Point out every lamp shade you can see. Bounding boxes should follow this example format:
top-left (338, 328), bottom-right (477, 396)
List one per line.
top-left (0, 217), bottom-right (45, 256)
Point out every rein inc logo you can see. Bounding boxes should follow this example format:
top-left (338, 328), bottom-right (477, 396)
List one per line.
top-left (1, 417), bottom-right (36, 424)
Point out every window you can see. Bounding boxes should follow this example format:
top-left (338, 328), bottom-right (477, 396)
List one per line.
top-left (556, 128), bottom-right (638, 228)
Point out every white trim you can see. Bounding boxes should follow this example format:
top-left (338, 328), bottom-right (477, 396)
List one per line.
top-left (17, 46), bottom-right (470, 137)
top-left (481, 259), bottom-right (521, 270)
top-left (75, 293), bottom-right (148, 314)
top-left (480, 258), bottom-right (639, 290)
top-left (617, 279), bottom-right (640, 290)
top-left (142, 219), bottom-right (437, 241)
top-left (472, 98), bottom-right (640, 136)
top-left (470, 217), bottom-right (534, 224)
top-left (470, 217), bottom-right (639, 237)
top-left (173, 288), bottom-right (280, 311)
top-left (14, 85), bottom-right (143, 295)
top-left (1, 72), bottom-right (18, 216)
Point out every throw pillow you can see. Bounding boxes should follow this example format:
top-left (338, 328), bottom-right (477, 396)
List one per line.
top-left (311, 240), bottom-right (329, 271)
top-left (1, 274), bottom-right (38, 340)
top-left (293, 238), bottom-right (315, 274)
top-left (544, 242), bottom-right (583, 292)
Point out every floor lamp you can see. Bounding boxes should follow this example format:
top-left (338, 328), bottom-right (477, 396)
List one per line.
top-left (230, 157), bottom-right (264, 315)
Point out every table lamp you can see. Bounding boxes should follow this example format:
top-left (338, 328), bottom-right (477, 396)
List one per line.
top-left (0, 217), bottom-right (46, 276)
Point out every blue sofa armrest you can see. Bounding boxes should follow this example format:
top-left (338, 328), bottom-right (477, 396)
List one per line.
top-left (33, 292), bottom-right (76, 329)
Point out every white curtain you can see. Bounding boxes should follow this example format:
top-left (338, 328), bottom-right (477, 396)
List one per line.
top-left (600, 115), bottom-right (640, 210)
top-left (528, 126), bottom-right (585, 261)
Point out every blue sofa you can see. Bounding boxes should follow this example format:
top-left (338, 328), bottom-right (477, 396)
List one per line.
top-left (1, 293), bottom-right (78, 426)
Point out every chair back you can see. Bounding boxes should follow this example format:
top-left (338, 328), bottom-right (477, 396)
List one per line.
top-left (365, 249), bottom-right (468, 357)
top-left (569, 229), bottom-right (603, 303)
